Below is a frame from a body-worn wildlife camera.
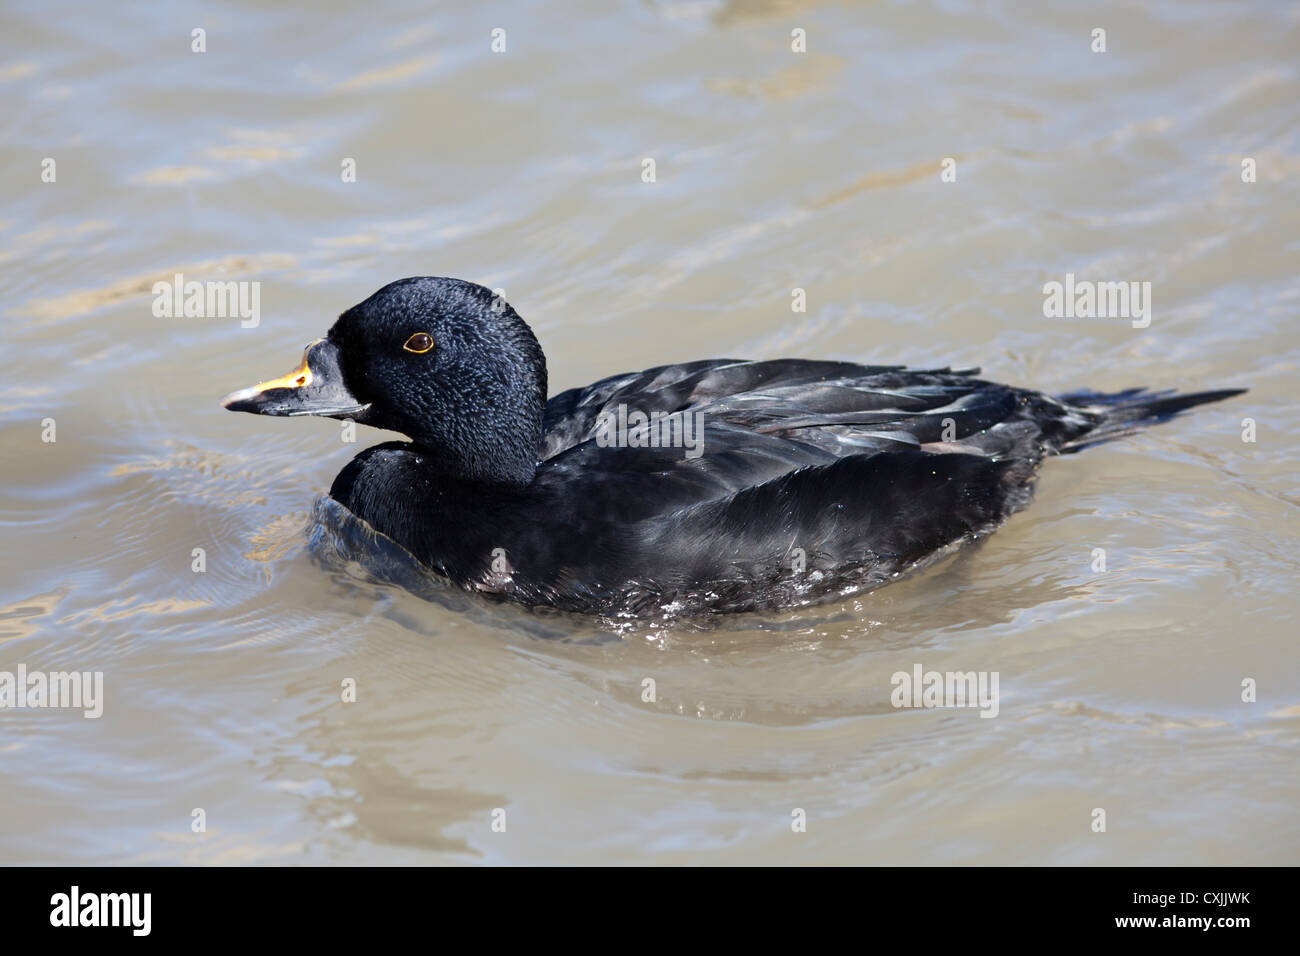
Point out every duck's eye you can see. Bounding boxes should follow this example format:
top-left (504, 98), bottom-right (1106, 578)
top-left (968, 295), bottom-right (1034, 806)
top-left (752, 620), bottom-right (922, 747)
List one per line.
top-left (403, 332), bottom-right (434, 354)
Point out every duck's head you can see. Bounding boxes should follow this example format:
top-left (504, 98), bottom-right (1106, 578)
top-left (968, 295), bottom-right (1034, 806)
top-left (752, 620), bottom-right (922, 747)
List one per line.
top-left (222, 277), bottom-right (547, 486)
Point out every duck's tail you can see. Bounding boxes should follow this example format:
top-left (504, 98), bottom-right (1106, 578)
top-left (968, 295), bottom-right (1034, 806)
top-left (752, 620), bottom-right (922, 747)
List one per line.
top-left (1055, 386), bottom-right (1247, 453)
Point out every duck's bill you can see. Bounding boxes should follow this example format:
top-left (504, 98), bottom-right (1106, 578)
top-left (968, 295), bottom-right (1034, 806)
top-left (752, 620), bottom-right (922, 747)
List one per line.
top-left (221, 338), bottom-right (371, 418)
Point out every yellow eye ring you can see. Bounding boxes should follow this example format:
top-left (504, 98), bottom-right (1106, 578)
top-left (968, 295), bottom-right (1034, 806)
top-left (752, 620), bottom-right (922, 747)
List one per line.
top-left (404, 332), bottom-right (434, 354)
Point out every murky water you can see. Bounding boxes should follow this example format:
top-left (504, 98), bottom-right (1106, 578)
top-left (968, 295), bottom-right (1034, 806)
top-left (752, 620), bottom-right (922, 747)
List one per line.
top-left (2, 0), bottom-right (1297, 864)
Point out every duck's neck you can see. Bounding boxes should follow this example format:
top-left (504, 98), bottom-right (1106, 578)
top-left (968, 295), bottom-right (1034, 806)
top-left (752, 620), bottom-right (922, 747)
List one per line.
top-left (329, 441), bottom-right (531, 563)
top-left (407, 437), bottom-right (538, 488)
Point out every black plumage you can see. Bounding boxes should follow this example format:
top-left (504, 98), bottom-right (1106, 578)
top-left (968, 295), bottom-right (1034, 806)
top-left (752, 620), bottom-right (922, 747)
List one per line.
top-left (223, 277), bottom-right (1245, 617)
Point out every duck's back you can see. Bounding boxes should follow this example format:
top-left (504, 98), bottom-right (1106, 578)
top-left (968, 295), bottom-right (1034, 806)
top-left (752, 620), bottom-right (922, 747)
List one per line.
top-left (542, 357), bottom-right (1097, 460)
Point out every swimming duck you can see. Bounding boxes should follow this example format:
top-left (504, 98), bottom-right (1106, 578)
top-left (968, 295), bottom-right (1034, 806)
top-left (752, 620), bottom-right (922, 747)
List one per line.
top-left (222, 277), bottom-right (1244, 617)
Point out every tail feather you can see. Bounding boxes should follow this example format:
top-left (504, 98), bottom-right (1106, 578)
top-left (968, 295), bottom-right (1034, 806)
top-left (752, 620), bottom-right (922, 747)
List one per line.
top-left (1057, 387), bottom-right (1247, 453)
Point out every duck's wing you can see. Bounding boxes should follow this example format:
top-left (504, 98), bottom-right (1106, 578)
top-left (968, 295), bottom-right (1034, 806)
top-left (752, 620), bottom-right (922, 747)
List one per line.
top-left (542, 358), bottom-right (899, 457)
top-left (540, 357), bottom-right (1092, 464)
